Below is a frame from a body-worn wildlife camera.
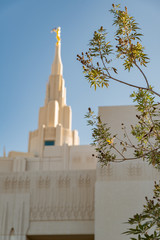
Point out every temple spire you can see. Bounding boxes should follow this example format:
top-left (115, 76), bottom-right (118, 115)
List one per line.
top-left (51, 27), bottom-right (63, 75)
top-left (28, 27), bottom-right (79, 155)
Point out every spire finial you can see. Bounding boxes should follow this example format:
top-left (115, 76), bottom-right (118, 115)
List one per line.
top-left (51, 27), bottom-right (61, 46)
top-left (51, 26), bottom-right (63, 75)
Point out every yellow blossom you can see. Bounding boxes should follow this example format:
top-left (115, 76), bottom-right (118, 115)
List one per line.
top-left (106, 139), bottom-right (114, 145)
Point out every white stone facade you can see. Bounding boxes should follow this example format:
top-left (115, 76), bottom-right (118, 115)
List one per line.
top-left (0, 33), bottom-right (159, 240)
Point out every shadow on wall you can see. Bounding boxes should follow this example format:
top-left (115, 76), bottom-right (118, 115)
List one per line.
top-left (27, 235), bottom-right (94, 240)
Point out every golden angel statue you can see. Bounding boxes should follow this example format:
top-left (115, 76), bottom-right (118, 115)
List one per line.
top-left (51, 27), bottom-right (61, 45)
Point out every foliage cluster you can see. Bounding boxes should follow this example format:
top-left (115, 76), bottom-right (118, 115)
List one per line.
top-left (77, 4), bottom-right (160, 240)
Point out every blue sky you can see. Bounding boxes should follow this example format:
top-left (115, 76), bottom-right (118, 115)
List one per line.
top-left (0, 0), bottom-right (160, 155)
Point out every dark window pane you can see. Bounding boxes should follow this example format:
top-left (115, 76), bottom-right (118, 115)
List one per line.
top-left (44, 140), bottom-right (55, 146)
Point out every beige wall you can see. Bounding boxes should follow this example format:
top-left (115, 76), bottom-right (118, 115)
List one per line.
top-left (95, 106), bottom-right (160, 240)
top-left (95, 162), bottom-right (159, 240)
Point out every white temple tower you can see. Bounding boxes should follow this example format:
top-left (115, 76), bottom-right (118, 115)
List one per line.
top-left (28, 28), bottom-right (79, 157)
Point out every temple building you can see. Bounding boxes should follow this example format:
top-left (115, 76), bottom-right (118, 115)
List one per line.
top-left (0, 28), bottom-right (159, 240)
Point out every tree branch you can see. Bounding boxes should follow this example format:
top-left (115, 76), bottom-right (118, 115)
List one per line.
top-left (108, 75), bottom-right (160, 97)
top-left (134, 61), bottom-right (150, 88)
top-left (103, 146), bottom-right (160, 163)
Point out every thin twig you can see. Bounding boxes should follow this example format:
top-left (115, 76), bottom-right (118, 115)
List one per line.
top-left (98, 50), bottom-right (160, 97)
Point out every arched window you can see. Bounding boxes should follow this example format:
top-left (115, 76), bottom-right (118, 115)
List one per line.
top-left (10, 228), bottom-right (15, 240)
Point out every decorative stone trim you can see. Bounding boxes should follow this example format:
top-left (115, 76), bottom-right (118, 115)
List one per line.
top-left (0, 170), bottom-right (96, 221)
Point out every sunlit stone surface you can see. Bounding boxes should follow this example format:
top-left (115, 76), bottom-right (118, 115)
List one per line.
top-left (0, 30), bottom-right (159, 240)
